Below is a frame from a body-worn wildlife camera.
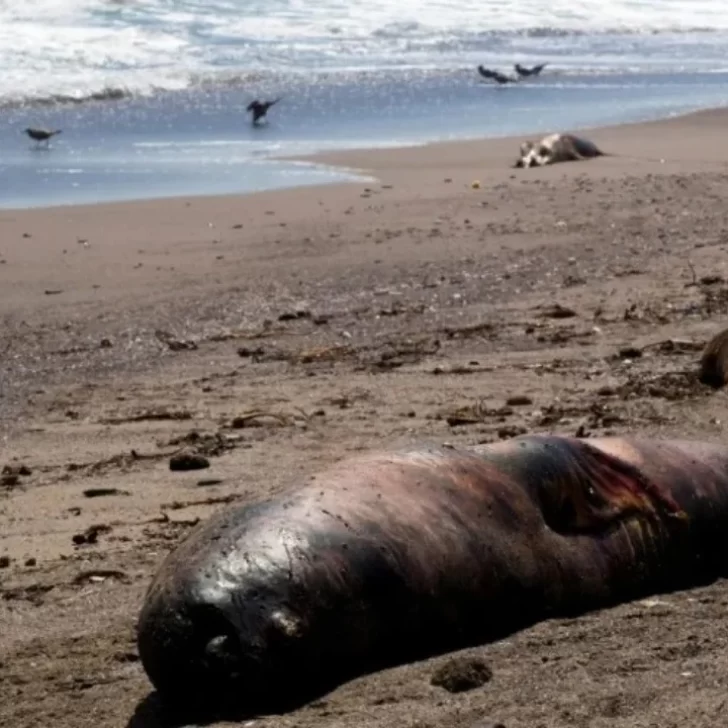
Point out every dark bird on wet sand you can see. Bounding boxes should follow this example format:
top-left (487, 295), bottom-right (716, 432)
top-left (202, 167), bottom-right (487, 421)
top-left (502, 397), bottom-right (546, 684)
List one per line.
top-left (24, 127), bottom-right (62, 148)
top-left (477, 66), bottom-right (517, 85)
top-left (246, 98), bottom-right (281, 125)
top-left (515, 62), bottom-right (548, 78)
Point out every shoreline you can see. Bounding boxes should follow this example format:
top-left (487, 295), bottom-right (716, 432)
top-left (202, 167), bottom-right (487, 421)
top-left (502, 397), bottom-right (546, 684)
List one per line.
top-left (0, 102), bottom-right (722, 215)
top-left (295, 102), bottom-right (728, 180)
top-left (3, 69), bottom-right (728, 211)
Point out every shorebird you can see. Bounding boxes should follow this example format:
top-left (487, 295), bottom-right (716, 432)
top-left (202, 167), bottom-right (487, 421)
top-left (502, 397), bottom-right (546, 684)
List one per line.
top-left (514, 63), bottom-right (548, 79)
top-left (477, 66), bottom-right (517, 85)
top-left (246, 98), bottom-right (281, 126)
top-left (24, 127), bottom-right (62, 148)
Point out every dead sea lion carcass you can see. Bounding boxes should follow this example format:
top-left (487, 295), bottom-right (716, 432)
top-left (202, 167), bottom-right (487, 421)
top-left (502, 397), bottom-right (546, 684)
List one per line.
top-left (514, 132), bottom-right (608, 168)
top-left (137, 434), bottom-right (728, 718)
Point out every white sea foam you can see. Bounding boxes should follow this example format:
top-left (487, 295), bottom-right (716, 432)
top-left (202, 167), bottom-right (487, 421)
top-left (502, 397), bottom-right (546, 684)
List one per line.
top-left (1, 0), bottom-right (728, 106)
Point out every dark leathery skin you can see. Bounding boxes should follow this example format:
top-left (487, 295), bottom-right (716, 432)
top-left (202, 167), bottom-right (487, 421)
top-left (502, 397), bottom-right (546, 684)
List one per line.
top-left (136, 435), bottom-right (728, 717)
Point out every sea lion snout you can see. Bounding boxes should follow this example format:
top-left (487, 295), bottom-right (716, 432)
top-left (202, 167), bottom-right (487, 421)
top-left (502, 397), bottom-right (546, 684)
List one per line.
top-left (205, 633), bottom-right (243, 675)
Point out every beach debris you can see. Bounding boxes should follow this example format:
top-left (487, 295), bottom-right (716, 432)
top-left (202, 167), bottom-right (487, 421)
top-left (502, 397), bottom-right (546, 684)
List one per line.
top-left (506, 395), bottom-right (533, 406)
top-left (537, 303), bottom-right (578, 319)
top-left (618, 346), bottom-right (643, 360)
top-left (3, 464), bottom-right (31, 477)
top-left (161, 494), bottom-right (241, 513)
top-left (440, 400), bottom-right (512, 427)
top-left (498, 424), bottom-right (528, 439)
top-left (197, 478), bottom-right (224, 487)
top-left (700, 275), bottom-right (723, 285)
top-left (321, 389), bottom-right (373, 409)
top-left (165, 431), bottom-right (238, 458)
top-left (65, 449), bottom-right (168, 477)
top-left (0, 556), bottom-right (10, 569)
top-left (699, 327), bottom-right (728, 388)
top-left (619, 371), bottom-right (708, 401)
top-left (298, 344), bottom-right (354, 364)
top-left (471, 180), bottom-right (481, 189)
top-left (73, 569), bottom-right (130, 585)
top-left (277, 308), bottom-right (311, 322)
top-left (236, 345), bottom-right (266, 359)
top-left (154, 329), bottom-right (198, 352)
top-left (430, 657), bottom-right (493, 693)
top-left (0, 473), bottom-right (20, 488)
top-left (212, 320), bottom-right (282, 343)
top-left (72, 524), bottom-right (112, 546)
top-left (100, 408), bottom-right (193, 425)
top-left (441, 321), bottom-right (496, 340)
top-left (44, 289), bottom-right (63, 295)
top-left (169, 451), bottom-right (211, 472)
top-left (82, 487), bottom-right (130, 498)
top-left (230, 410), bottom-right (296, 429)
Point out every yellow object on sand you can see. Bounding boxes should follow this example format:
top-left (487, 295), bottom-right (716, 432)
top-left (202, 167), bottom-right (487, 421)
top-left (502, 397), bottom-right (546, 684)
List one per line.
top-left (471, 180), bottom-right (481, 189)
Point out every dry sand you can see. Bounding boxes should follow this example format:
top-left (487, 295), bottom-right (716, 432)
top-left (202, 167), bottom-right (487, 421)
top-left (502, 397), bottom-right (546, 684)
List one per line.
top-left (3, 107), bottom-right (728, 728)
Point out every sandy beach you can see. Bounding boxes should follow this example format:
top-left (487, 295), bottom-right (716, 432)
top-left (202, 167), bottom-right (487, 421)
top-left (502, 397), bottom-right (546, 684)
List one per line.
top-left (3, 107), bottom-right (728, 728)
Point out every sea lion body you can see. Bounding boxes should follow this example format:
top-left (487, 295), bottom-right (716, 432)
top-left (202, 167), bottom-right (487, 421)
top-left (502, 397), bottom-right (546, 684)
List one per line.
top-left (137, 435), bottom-right (728, 717)
top-left (515, 133), bottom-right (607, 168)
top-left (699, 326), bottom-right (728, 388)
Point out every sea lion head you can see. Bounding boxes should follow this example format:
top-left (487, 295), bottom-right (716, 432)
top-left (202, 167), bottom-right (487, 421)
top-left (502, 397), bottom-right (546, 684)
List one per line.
top-left (514, 141), bottom-right (535, 168)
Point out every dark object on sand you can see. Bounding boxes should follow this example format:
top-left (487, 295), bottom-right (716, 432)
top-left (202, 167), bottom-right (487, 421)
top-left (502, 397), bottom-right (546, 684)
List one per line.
top-left (169, 451), bottom-right (211, 472)
top-left (246, 98), bottom-right (281, 125)
top-left (430, 657), bottom-right (493, 693)
top-left (24, 127), bottom-right (62, 147)
top-left (699, 327), bottom-right (728, 388)
top-left (477, 66), bottom-right (517, 85)
top-left (137, 434), bottom-right (728, 718)
top-left (514, 62), bottom-right (548, 78)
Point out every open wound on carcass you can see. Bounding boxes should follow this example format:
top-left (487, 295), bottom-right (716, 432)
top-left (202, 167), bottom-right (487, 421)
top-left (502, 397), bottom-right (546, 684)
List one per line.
top-left (537, 441), bottom-right (688, 535)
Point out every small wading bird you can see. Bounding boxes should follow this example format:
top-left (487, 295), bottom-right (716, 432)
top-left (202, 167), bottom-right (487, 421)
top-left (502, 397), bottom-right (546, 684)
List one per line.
top-left (477, 66), bottom-right (517, 85)
top-left (514, 62), bottom-right (548, 78)
top-left (246, 98), bottom-right (281, 126)
top-left (24, 127), bottom-right (62, 148)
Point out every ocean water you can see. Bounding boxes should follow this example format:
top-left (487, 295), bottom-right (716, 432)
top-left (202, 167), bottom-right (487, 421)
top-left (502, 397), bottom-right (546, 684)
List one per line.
top-left (1, 1), bottom-right (728, 208)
